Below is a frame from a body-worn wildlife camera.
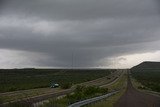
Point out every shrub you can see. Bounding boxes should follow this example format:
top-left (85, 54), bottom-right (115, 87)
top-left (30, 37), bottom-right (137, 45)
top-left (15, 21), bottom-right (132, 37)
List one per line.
top-left (67, 85), bottom-right (108, 103)
top-left (61, 83), bottom-right (72, 89)
top-left (8, 86), bottom-right (17, 92)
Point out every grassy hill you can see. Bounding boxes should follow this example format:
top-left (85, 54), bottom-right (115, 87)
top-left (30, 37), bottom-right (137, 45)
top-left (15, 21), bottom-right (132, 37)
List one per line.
top-left (132, 61), bottom-right (160, 70)
top-left (131, 61), bottom-right (160, 92)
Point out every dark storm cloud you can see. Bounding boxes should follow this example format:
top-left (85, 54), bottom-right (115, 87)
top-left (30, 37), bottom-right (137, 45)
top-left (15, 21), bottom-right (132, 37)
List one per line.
top-left (155, 0), bottom-right (160, 13)
top-left (0, 0), bottom-right (160, 68)
top-left (1, 0), bottom-right (159, 20)
top-left (0, 0), bottom-right (6, 13)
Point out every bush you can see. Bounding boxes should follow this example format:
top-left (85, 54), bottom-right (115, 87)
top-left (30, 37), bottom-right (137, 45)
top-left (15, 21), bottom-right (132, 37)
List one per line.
top-left (8, 86), bottom-right (17, 92)
top-left (61, 83), bottom-right (72, 89)
top-left (67, 85), bottom-right (108, 104)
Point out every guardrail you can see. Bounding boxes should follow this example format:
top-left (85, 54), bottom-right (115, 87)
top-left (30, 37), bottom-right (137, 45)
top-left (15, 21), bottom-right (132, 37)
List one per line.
top-left (68, 91), bottom-right (119, 107)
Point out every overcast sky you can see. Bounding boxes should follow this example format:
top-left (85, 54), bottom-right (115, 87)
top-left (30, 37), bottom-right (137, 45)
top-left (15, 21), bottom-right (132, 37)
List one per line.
top-left (0, 0), bottom-right (160, 68)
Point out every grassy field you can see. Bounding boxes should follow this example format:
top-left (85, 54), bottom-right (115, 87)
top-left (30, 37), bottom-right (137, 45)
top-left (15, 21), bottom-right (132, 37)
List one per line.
top-left (0, 69), bottom-right (113, 93)
top-left (131, 69), bottom-right (160, 92)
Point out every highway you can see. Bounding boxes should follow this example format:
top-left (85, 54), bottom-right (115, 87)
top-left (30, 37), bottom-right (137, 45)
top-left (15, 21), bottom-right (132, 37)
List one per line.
top-left (0, 70), bottom-right (123, 107)
top-left (114, 72), bottom-right (160, 107)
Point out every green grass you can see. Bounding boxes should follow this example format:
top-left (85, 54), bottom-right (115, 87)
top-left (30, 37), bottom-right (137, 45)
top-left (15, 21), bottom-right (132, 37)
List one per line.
top-left (0, 69), bottom-right (113, 92)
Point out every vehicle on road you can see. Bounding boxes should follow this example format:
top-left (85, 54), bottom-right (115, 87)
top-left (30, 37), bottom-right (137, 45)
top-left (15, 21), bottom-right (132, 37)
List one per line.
top-left (51, 83), bottom-right (59, 88)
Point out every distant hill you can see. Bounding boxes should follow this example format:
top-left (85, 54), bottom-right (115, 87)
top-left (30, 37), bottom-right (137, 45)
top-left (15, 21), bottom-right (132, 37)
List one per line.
top-left (132, 61), bottom-right (160, 69)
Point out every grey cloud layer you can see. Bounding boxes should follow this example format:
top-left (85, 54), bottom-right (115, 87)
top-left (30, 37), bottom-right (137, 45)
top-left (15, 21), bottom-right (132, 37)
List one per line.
top-left (1, 0), bottom-right (159, 20)
top-left (0, 0), bottom-right (160, 68)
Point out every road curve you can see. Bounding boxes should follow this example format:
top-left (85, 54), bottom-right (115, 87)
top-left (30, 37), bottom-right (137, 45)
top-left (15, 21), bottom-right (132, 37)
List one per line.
top-left (114, 73), bottom-right (160, 107)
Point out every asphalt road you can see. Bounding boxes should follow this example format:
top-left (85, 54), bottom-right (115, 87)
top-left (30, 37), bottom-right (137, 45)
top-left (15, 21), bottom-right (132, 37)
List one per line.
top-left (114, 74), bottom-right (160, 107)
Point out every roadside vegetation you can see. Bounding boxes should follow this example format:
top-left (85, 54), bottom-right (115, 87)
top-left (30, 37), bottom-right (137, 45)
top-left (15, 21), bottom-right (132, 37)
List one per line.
top-left (84, 71), bottom-right (127, 107)
top-left (84, 89), bottom-right (125, 107)
top-left (0, 69), bottom-right (113, 92)
top-left (40, 71), bottom-right (126, 107)
top-left (131, 69), bottom-right (160, 92)
top-left (40, 85), bottom-right (108, 107)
